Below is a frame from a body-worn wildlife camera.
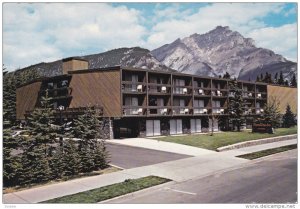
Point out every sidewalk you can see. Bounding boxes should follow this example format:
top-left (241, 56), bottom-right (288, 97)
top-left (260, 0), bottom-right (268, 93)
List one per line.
top-left (3, 137), bottom-right (297, 204)
top-left (108, 138), bottom-right (215, 156)
top-left (223, 138), bottom-right (297, 156)
top-left (3, 152), bottom-right (247, 203)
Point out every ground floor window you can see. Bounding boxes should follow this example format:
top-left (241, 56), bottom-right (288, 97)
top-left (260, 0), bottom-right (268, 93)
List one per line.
top-left (191, 119), bottom-right (202, 133)
top-left (170, 119), bottom-right (182, 135)
top-left (146, 120), bottom-right (161, 136)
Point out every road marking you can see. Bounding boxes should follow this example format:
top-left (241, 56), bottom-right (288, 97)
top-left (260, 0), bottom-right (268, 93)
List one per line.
top-left (165, 187), bottom-right (197, 195)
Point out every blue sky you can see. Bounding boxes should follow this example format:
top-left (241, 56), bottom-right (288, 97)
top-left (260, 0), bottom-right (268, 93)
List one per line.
top-left (3, 2), bottom-right (297, 71)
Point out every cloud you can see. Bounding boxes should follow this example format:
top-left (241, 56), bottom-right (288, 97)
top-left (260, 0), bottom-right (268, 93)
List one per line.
top-left (146, 3), bottom-right (286, 48)
top-left (3, 3), bottom-right (147, 70)
top-left (3, 2), bottom-right (297, 70)
top-left (247, 24), bottom-right (297, 61)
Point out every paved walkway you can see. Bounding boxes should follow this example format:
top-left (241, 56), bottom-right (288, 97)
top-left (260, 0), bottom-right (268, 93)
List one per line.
top-left (223, 138), bottom-right (297, 156)
top-left (3, 137), bottom-right (297, 204)
top-left (108, 138), bottom-right (215, 156)
top-left (4, 152), bottom-right (247, 203)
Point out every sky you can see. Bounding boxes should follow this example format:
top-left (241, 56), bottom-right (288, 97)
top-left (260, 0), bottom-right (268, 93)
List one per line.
top-left (2, 2), bottom-right (297, 71)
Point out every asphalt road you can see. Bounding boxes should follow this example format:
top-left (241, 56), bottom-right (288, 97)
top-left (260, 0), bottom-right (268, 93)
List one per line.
top-left (106, 143), bottom-right (192, 169)
top-left (107, 149), bottom-right (297, 204)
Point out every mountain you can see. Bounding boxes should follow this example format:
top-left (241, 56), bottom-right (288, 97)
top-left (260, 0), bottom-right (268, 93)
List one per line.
top-left (15, 47), bottom-right (172, 78)
top-left (151, 26), bottom-right (297, 81)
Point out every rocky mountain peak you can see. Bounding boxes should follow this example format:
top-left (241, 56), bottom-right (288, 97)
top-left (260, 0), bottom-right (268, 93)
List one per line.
top-left (151, 26), bottom-right (296, 81)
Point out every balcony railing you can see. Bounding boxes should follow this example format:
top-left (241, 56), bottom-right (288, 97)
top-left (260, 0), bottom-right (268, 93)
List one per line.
top-left (212, 108), bottom-right (226, 114)
top-left (173, 87), bottom-right (192, 95)
top-left (193, 107), bottom-right (209, 115)
top-left (39, 87), bottom-right (72, 99)
top-left (148, 107), bottom-right (170, 116)
top-left (122, 83), bottom-right (146, 93)
top-left (148, 85), bottom-right (171, 94)
top-left (243, 92), bottom-right (255, 98)
top-left (194, 88), bottom-right (211, 96)
top-left (211, 90), bottom-right (229, 97)
top-left (172, 107), bottom-right (192, 115)
top-left (123, 106), bottom-right (146, 116)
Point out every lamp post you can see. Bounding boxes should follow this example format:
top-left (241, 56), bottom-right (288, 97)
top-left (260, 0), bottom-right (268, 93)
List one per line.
top-left (58, 105), bottom-right (64, 147)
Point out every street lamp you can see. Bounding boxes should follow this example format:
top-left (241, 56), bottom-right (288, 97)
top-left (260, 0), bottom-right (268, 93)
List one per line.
top-left (58, 105), bottom-right (65, 146)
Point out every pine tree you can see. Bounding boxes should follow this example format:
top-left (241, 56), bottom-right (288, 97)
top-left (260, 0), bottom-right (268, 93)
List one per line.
top-left (19, 91), bottom-right (57, 185)
top-left (50, 139), bottom-right (80, 178)
top-left (256, 75), bottom-right (260, 82)
top-left (284, 80), bottom-right (289, 86)
top-left (72, 106), bottom-right (108, 172)
top-left (291, 73), bottom-right (297, 87)
top-left (223, 72), bottom-right (231, 79)
top-left (282, 104), bottom-right (296, 128)
top-left (274, 72), bottom-right (278, 84)
top-left (228, 80), bottom-right (246, 131)
top-left (258, 97), bottom-right (281, 128)
top-left (3, 128), bottom-right (22, 187)
top-left (260, 73), bottom-right (264, 82)
top-left (278, 71), bottom-right (284, 85)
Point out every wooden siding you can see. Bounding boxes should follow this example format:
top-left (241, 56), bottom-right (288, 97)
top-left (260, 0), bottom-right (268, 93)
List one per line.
top-left (69, 70), bottom-right (121, 117)
top-left (62, 59), bottom-right (88, 74)
top-left (267, 85), bottom-right (297, 114)
top-left (16, 81), bottom-right (42, 119)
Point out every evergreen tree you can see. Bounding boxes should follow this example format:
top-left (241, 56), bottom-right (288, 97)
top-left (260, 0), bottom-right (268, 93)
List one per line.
top-left (282, 104), bottom-right (296, 128)
top-left (278, 71), bottom-right (284, 85)
top-left (50, 139), bottom-right (80, 178)
top-left (223, 72), bottom-right (231, 79)
top-left (274, 72), bottom-right (278, 84)
top-left (228, 80), bottom-right (246, 131)
top-left (258, 97), bottom-right (281, 128)
top-left (19, 91), bottom-right (56, 185)
top-left (3, 128), bottom-right (22, 187)
top-left (291, 73), bottom-right (297, 87)
top-left (284, 80), bottom-right (289, 86)
top-left (260, 73), bottom-right (264, 82)
top-left (72, 106), bottom-right (109, 172)
top-left (256, 75), bottom-right (260, 82)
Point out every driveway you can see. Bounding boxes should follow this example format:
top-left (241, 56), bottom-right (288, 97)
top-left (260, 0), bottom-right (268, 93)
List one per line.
top-left (106, 143), bottom-right (192, 169)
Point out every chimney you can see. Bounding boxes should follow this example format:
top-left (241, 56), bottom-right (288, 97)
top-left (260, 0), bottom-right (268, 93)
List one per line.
top-left (62, 57), bottom-right (89, 74)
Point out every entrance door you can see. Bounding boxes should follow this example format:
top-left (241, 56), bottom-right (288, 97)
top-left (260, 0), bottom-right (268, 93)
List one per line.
top-left (170, 119), bottom-right (182, 134)
top-left (146, 120), bottom-right (161, 136)
top-left (191, 119), bottom-right (201, 133)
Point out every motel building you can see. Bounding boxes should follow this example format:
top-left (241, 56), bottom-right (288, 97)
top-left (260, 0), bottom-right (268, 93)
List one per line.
top-left (16, 57), bottom-right (297, 139)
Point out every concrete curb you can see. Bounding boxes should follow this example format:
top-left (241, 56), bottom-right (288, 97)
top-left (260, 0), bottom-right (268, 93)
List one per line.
top-left (216, 134), bottom-right (298, 152)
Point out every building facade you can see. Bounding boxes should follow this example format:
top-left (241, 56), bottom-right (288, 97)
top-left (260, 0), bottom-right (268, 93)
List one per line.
top-left (16, 57), bottom-right (297, 139)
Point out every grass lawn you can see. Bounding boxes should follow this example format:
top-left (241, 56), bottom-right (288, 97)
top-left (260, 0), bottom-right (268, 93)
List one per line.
top-left (237, 144), bottom-right (297, 160)
top-left (152, 126), bottom-right (297, 150)
top-left (42, 176), bottom-right (170, 203)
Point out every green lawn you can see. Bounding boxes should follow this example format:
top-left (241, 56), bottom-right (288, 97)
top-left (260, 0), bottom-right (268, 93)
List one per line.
top-left (42, 176), bottom-right (170, 203)
top-left (237, 144), bottom-right (297, 160)
top-left (152, 127), bottom-right (297, 150)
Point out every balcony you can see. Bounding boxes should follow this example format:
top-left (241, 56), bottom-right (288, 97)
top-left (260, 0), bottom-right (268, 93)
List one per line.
top-left (148, 107), bottom-right (170, 116)
top-left (243, 92), bottom-right (255, 99)
top-left (148, 84), bottom-right (171, 94)
top-left (172, 107), bottom-right (192, 115)
top-left (212, 108), bottom-right (226, 115)
top-left (212, 90), bottom-right (228, 98)
top-left (194, 88), bottom-right (211, 97)
top-left (122, 106), bottom-right (146, 116)
top-left (255, 108), bottom-right (265, 114)
top-left (39, 87), bottom-right (72, 100)
top-left (256, 93), bottom-right (267, 100)
top-left (122, 82), bottom-right (146, 94)
top-left (173, 86), bottom-right (192, 95)
top-left (193, 107), bottom-right (209, 115)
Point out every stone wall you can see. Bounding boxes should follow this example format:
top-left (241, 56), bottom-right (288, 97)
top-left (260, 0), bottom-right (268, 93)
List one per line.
top-left (98, 117), bottom-right (113, 139)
